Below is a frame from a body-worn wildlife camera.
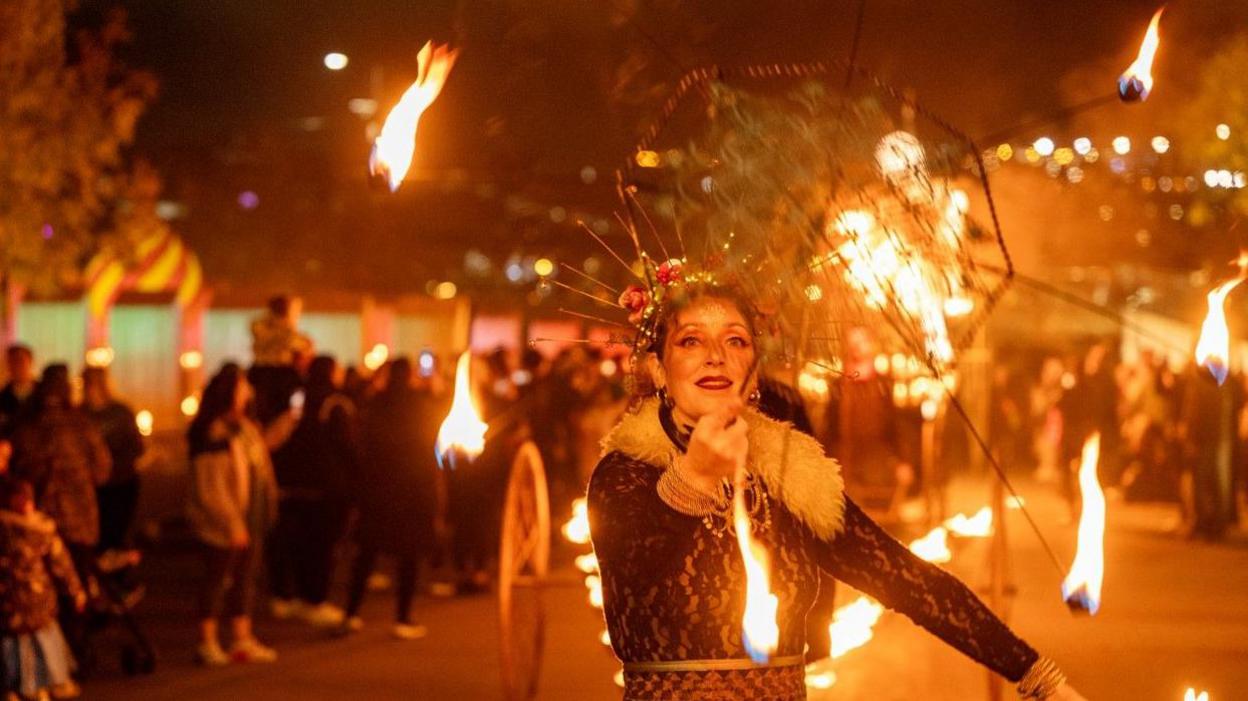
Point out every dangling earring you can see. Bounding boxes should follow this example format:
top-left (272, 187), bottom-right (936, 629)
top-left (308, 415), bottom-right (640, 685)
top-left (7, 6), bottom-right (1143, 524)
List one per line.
top-left (657, 385), bottom-right (673, 408)
top-left (748, 388), bottom-right (761, 406)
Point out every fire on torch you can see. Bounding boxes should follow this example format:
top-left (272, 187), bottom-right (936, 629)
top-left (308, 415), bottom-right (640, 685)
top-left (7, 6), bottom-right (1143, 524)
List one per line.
top-left (369, 40), bottom-right (458, 192)
top-left (435, 351), bottom-right (488, 469)
top-left (1117, 7), bottom-right (1164, 102)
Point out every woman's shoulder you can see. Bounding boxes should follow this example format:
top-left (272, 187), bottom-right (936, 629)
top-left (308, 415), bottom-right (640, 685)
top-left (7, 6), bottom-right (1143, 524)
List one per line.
top-left (589, 450), bottom-right (662, 493)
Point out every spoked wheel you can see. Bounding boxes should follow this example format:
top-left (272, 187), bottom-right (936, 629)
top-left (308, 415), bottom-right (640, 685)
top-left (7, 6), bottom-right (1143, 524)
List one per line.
top-left (498, 441), bottom-right (551, 701)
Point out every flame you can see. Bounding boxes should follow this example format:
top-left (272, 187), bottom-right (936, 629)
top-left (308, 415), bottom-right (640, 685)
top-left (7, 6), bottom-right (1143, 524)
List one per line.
top-left (369, 41), bottom-right (458, 192)
top-left (562, 497), bottom-right (592, 544)
top-left (574, 552), bottom-right (599, 574)
top-left (586, 574), bottom-right (604, 609)
top-left (829, 596), bottom-right (886, 659)
top-left (1117, 8), bottom-right (1163, 102)
top-left (908, 526), bottom-right (952, 563)
top-left (944, 506), bottom-right (993, 538)
top-left (1196, 276), bottom-right (1245, 386)
top-left (1062, 433), bottom-right (1106, 614)
top-left (435, 352), bottom-right (487, 468)
top-left (1184, 689), bottom-right (1210, 701)
top-left (804, 665), bottom-right (837, 689)
top-left (734, 488), bottom-right (779, 663)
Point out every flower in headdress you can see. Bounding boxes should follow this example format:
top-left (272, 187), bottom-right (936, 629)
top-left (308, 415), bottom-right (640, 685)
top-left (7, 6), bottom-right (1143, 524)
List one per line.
top-left (618, 284), bottom-right (651, 325)
top-left (656, 258), bottom-right (684, 286)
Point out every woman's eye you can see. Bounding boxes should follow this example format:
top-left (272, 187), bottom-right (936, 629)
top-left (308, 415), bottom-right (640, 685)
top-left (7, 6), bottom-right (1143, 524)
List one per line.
top-left (727, 336), bottom-right (751, 348)
top-left (677, 336), bottom-right (700, 348)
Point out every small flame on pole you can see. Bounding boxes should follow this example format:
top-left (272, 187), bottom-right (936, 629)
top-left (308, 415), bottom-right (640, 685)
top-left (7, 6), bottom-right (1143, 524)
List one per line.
top-left (1184, 689), bottom-right (1210, 701)
top-left (1117, 8), bottom-right (1164, 102)
top-left (435, 351), bottom-right (487, 468)
top-left (734, 486), bottom-right (779, 663)
top-left (1062, 433), bottom-right (1106, 614)
top-left (1195, 257), bottom-right (1248, 385)
top-left (369, 41), bottom-right (458, 192)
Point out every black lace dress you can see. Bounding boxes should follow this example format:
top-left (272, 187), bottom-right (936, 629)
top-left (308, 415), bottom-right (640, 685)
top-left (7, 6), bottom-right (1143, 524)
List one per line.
top-left (588, 449), bottom-right (1039, 701)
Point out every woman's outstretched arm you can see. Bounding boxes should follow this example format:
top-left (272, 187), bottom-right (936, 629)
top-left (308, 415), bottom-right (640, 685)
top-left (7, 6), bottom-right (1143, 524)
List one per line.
top-left (812, 496), bottom-right (1070, 696)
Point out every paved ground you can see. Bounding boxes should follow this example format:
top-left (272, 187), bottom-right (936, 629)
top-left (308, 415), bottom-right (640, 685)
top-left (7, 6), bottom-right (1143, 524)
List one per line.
top-left (83, 477), bottom-right (1248, 700)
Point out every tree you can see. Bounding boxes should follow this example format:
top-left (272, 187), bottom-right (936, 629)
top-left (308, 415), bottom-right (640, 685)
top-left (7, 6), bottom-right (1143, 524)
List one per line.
top-left (1169, 32), bottom-right (1248, 235)
top-left (0, 1), bottom-right (161, 307)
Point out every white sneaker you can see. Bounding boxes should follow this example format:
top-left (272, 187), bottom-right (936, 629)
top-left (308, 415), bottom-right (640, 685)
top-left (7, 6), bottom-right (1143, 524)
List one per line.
top-left (300, 602), bottom-right (345, 627)
top-left (391, 622), bottom-right (428, 640)
top-left (230, 637), bottom-right (278, 663)
top-left (333, 615), bottom-right (365, 637)
top-left (428, 581), bottom-right (456, 598)
top-left (269, 598), bottom-right (301, 620)
top-left (196, 640), bottom-right (230, 667)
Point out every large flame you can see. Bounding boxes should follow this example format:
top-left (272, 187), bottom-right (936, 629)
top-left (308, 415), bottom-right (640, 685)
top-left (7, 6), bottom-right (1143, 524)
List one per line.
top-left (1062, 433), bottom-right (1106, 614)
top-left (1196, 276), bottom-right (1245, 386)
top-left (1117, 8), bottom-right (1163, 102)
top-left (369, 41), bottom-right (458, 192)
top-left (734, 487), bottom-right (779, 663)
top-left (435, 351), bottom-right (487, 468)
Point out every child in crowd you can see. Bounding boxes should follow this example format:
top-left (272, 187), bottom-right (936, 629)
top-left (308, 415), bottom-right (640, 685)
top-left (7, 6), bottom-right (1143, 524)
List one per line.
top-left (0, 479), bottom-right (86, 700)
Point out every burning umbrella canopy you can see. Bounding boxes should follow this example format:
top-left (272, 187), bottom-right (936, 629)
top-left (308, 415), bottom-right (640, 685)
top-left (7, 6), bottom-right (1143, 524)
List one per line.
top-left (617, 71), bottom-right (1010, 373)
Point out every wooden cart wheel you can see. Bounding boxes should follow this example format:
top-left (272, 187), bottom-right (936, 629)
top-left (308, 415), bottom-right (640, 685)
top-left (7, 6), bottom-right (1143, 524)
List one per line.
top-left (498, 441), bottom-right (551, 701)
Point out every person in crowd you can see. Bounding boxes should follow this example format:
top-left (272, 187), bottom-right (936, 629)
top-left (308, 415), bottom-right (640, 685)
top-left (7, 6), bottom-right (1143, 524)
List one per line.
top-left (185, 364), bottom-right (279, 665)
top-left (9, 365), bottom-right (111, 661)
top-left (1177, 363), bottom-right (1240, 541)
top-left (0, 479), bottom-right (86, 701)
top-left (340, 357), bottom-right (436, 639)
top-left (81, 367), bottom-right (145, 554)
top-left (1029, 356), bottom-right (1067, 485)
top-left (268, 356), bottom-right (355, 627)
top-left (820, 326), bottom-right (912, 519)
top-left (0, 345), bottom-right (37, 439)
top-left (247, 295), bottom-right (312, 428)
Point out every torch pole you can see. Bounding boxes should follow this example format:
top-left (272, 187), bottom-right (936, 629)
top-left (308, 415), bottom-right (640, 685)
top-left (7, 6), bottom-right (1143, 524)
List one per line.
top-left (975, 93), bottom-right (1120, 149)
top-left (986, 476), bottom-right (1009, 701)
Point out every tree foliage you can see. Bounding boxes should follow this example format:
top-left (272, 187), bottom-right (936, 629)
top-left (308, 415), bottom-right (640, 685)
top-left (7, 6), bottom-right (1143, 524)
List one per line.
top-left (1171, 32), bottom-right (1248, 231)
top-left (0, 0), bottom-right (161, 295)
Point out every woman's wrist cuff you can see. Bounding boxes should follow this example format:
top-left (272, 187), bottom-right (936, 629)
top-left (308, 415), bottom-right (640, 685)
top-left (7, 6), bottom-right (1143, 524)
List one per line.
top-left (657, 458), bottom-right (727, 516)
top-left (1016, 657), bottom-right (1066, 699)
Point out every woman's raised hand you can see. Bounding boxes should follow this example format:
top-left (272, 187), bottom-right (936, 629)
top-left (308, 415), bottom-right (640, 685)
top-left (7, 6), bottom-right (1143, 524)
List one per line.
top-left (682, 398), bottom-right (749, 490)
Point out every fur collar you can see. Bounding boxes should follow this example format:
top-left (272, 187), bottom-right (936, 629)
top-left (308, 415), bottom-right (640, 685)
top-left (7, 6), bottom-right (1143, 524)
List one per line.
top-left (601, 399), bottom-right (845, 539)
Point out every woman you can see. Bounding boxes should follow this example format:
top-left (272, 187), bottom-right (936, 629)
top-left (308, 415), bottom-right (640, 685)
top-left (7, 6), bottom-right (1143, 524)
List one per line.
top-left (588, 288), bottom-right (1083, 700)
top-left (339, 357), bottom-right (436, 639)
top-left (185, 364), bottom-right (279, 665)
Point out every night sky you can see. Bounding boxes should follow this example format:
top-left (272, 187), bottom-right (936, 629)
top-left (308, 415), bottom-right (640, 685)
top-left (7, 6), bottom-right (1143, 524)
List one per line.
top-left (76, 1), bottom-right (1248, 297)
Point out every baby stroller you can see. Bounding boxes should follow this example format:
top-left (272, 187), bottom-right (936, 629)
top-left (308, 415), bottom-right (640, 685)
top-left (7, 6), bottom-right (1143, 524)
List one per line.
top-left (80, 550), bottom-right (155, 677)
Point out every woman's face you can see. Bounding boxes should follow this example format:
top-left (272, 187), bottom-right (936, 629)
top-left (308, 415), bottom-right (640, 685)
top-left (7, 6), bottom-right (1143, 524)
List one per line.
top-left (655, 296), bottom-right (756, 424)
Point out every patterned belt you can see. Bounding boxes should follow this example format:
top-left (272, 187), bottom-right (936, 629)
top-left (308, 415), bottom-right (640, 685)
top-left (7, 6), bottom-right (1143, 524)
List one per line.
top-left (623, 655), bottom-right (805, 673)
